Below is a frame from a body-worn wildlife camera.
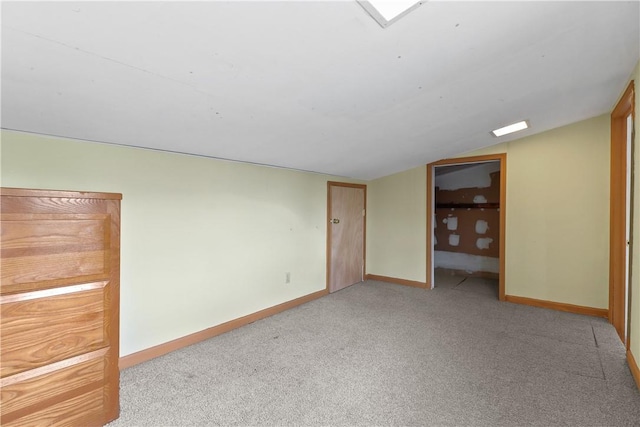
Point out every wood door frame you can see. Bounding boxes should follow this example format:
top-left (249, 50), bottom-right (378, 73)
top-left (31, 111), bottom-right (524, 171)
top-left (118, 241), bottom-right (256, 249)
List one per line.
top-left (426, 153), bottom-right (507, 301)
top-left (610, 80), bottom-right (635, 346)
top-left (326, 181), bottom-right (367, 292)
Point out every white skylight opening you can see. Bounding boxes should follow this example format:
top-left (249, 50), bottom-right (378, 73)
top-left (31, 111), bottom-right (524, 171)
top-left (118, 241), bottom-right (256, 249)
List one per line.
top-left (368, 0), bottom-right (418, 21)
top-left (358, 0), bottom-right (425, 28)
top-left (491, 121), bottom-right (529, 137)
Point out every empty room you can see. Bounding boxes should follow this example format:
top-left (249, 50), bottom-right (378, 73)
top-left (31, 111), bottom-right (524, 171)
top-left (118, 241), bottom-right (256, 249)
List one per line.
top-left (1, 1), bottom-right (640, 426)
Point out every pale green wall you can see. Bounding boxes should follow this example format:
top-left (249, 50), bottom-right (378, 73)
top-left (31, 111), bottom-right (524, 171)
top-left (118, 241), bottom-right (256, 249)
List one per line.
top-left (367, 114), bottom-right (611, 309)
top-left (0, 130), bottom-right (360, 357)
top-left (499, 115), bottom-right (610, 307)
top-left (366, 165), bottom-right (427, 282)
top-left (629, 60), bottom-right (640, 370)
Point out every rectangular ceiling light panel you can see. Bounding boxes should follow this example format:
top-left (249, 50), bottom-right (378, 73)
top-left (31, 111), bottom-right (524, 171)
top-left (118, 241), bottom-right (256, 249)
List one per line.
top-left (491, 121), bottom-right (529, 137)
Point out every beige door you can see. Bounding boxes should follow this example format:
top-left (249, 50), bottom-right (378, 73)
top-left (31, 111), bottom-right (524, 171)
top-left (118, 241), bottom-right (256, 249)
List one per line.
top-left (328, 182), bottom-right (366, 293)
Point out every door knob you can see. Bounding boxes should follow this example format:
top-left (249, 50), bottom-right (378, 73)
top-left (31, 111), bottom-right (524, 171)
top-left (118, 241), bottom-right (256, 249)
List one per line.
top-left (330, 218), bottom-right (340, 224)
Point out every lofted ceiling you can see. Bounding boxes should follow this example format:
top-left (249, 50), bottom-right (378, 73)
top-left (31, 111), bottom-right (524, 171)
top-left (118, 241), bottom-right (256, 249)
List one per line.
top-left (1, 1), bottom-right (639, 180)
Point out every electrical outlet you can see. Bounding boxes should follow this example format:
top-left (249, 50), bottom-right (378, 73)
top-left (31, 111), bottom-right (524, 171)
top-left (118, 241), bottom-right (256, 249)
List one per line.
top-left (285, 272), bottom-right (291, 284)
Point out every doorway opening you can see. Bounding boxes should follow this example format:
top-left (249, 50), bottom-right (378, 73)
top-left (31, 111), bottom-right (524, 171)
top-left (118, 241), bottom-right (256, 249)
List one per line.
top-left (427, 154), bottom-right (506, 301)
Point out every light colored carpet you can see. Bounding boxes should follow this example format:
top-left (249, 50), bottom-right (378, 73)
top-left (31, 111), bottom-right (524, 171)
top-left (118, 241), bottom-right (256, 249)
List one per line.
top-left (108, 280), bottom-right (640, 426)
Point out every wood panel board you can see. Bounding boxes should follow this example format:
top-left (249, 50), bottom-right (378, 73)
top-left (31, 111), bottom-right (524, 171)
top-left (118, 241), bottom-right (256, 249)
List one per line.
top-left (1, 286), bottom-right (107, 377)
top-left (2, 387), bottom-right (104, 427)
top-left (1, 217), bottom-right (107, 255)
top-left (1, 353), bottom-right (105, 419)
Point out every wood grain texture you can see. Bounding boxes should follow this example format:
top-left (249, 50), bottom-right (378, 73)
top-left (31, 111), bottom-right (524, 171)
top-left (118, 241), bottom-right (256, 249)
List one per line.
top-left (1, 250), bottom-right (108, 292)
top-left (119, 289), bottom-right (328, 369)
top-left (1, 214), bottom-right (111, 295)
top-left (0, 187), bottom-right (122, 200)
top-left (1, 217), bottom-right (106, 253)
top-left (0, 281), bottom-right (107, 305)
top-left (2, 387), bottom-right (104, 427)
top-left (103, 196), bottom-right (121, 423)
top-left (1, 348), bottom-right (108, 388)
top-left (1, 353), bottom-right (105, 419)
top-left (1, 196), bottom-right (113, 215)
top-left (0, 188), bottom-right (121, 426)
top-left (609, 81), bottom-right (635, 344)
top-left (1, 287), bottom-right (106, 377)
top-left (328, 183), bottom-right (366, 293)
top-left (505, 295), bottom-right (608, 318)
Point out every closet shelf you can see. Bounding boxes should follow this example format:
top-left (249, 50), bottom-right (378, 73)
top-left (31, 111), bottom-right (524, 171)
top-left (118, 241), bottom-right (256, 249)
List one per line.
top-left (436, 203), bottom-right (500, 209)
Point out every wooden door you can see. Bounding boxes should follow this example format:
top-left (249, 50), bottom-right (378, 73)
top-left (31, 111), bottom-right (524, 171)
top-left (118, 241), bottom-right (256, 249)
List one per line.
top-left (1, 188), bottom-right (121, 426)
top-left (610, 81), bottom-right (635, 344)
top-left (327, 182), bottom-right (366, 293)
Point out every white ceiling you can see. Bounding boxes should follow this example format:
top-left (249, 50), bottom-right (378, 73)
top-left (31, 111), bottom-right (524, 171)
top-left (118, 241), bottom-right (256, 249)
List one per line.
top-left (2, 1), bottom-right (639, 180)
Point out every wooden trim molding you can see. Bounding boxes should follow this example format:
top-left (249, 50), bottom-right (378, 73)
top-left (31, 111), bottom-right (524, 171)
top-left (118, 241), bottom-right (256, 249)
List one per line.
top-left (429, 153), bottom-right (508, 167)
top-left (505, 295), bottom-right (608, 318)
top-left (609, 80), bottom-right (635, 343)
top-left (426, 164), bottom-right (434, 289)
top-left (119, 289), bottom-right (328, 370)
top-left (326, 181), bottom-right (368, 189)
top-left (627, 350), bottom-right (640, 390)
top-left (365, 274), bottom-right (427, 289)
top-left (497, 154), bottom-right (507, 302)
top-left (0, 187), bottom-right (122, 200)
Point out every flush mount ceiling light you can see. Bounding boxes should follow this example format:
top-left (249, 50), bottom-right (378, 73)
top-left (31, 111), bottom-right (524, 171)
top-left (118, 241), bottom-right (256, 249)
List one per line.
top-left (358, 0), bottom-right (425, 28)
top-left (491, 121), bottom-right (529, 137)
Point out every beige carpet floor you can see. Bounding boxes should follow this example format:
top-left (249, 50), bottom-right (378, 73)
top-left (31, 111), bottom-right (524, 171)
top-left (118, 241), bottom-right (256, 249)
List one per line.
top-left (108, 279), bottom-right (640, 426)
